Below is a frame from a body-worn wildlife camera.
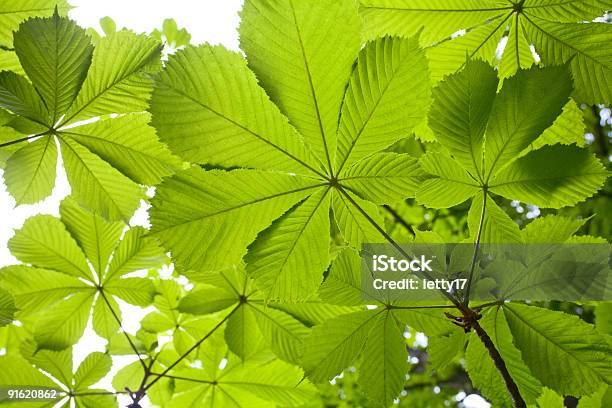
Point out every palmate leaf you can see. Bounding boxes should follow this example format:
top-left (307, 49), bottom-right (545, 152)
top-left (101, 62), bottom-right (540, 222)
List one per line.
top-left (8, 344), bottom-right (117, 407)
top-left (359, 0), bottom-right (612, 103)
top-left (303, 249), bottom-right (452, 402)
top-left (0, 13), bottom-right (179, 219)
top-left (177, 268), bottom-right (313, 365)
top-left (418, 61), bottom-right (608, 237)
top-left (150, 0), bottom-right (430, 302)
top-left (0, 198), bottom-right (165, 349)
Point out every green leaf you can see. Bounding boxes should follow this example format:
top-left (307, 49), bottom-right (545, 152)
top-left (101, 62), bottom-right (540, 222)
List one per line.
top-left (240, 0), bottom-right (361, 168)
top-left (523, 19), bottom-right (612, 104)
top-left (105, 277), bottom-right (155, 306)
top-left (429, 60), bottom-right (497, 180)
top-left (393, 308), bottom-right (455, 337)
top-left (104, 226), bottom-right (166, 282)
top-left (504, 303), bottom-right (612, 396)
top-left (425, 17), bottom-right (507, 83)
top-left (76, 392), bottom-right (117, 408)
top-left (335, 36), bottom-right (430, 173)
top-left (75, 352), bottom-right (112, 390)
top-left (112, 360), bottom-right (143, 392)
top-left (358, 0), bottom-right (612, 100)
top-left (4, 135), bottom-right (57, 205)
top-left (319, 248), bottom-right (371, 306)
top-left (34, 291), bottom-right (94, 350)
top-left (468, 192), bottom-right (522, 243)
top-left (522, 215), bottom-right (586, 243)
top-left (340, 153), bottom-right (424, 204)
top-left (490, 145), bottom-right (608, 208)
top-left (0, 288), bottom-right (16, 326)
top-left (0, 16), bottom-right (177, 215)
top-left (60, 198), bottom-right (124, 277)
top-left (150, 168), bottom-right (320, 274)
top-left (151, 44), bottom-right (320, 176)
top-left (0, 49), bottom-right (23, 74)
top-left (64, 30), bottom-right (161, 124)
top-left (14, 10), bottom-right (93, 123)
top-left (332, 189), bottom-right (386, 247)
top-left (302, 309), bottom-right (380, 382)
top-left (245, 188), bottom-right (330, 301)
top-left (595, 303), bottom-right (612, 336)
top-left (483, 65), bottom-right (572, 180)
top-left (466, 307), bottom-right (542, 406)
top-left (99, 16), bottom-right (116, 35)
top-left (178, 287), bottom-right (237, 315)
top-left (428, 330), bottom-right (464, 372)
top-left (0, 0), bottom-right (70, 47)
top-left (8, 214), bottom-right (92, 280)
top-left (358, 311), bottom-right (409, 407)
top-left (225, 304), bottom-right (266, 360)
top-left (536, 388), bottom-right (565, 408)
top-left (221, 360), bottom-right (316, 406)
top-left (499, 13), bottom-right (536, 79)
top-left (0, 71), bottom-right (49, 125)
top-left (531, 99), bottom-right (586, 150)
top-left (250, 303), bottom-right (309, 365)
top-left (20, 339), bottom-right (73, 386)
top-left (0, 355), bottom-right (60, 394)
top-left (0, 265), bottom-right (92, 315)
top-left (62, 114), bottom-right (181, 185)
top-left (359, 0), bottom-right (512, 44)
top-left (58, 135), bottom-right (144, 222)
top-left (416, 152), bottom-right (480, 208)
top-left (92, 292), bottom-right (119, 339)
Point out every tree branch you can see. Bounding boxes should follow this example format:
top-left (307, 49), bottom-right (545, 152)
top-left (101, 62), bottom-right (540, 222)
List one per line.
top-left (472, 318), bottom-right (526, 408)
top-left (337, 185), bottom-right (527, 407)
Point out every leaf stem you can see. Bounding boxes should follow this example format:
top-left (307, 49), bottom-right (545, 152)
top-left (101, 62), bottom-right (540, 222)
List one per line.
top-left (464, 190), bottom-right (487, 305)
top-left (336, 186), bottom-right (463, 309)
top-left (98, 289), bottom-right (148, 371)
top-left (142, 304), bottom-right (240, 392)
top-left (0, 130), bottom-right (52, 148)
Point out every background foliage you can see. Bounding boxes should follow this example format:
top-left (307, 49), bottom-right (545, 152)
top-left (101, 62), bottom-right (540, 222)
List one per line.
top-left (0, 0), bottom-right (611, 407)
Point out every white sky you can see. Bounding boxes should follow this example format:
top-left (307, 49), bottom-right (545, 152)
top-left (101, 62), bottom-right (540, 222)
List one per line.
top-left (0, 2), bottom-right (490, 407)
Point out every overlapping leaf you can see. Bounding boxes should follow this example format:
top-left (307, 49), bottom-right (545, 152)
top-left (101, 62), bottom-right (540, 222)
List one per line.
top-left (417, 61), bottom-right (608, 242)
top-left (177, 267), bottom-right (317, 365)
top-left (0, 343), bottom-right (116, 407)
top-left (0, 12), bottom-right (180, 219)
top-left (359, 0), bottom-right (612, 103)
top-left (307, 248), bottom-right (458, 405)
top-left (0, 198), bottom-right (166, 349)
top-left (150, 0), bottom-right (430, 302)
